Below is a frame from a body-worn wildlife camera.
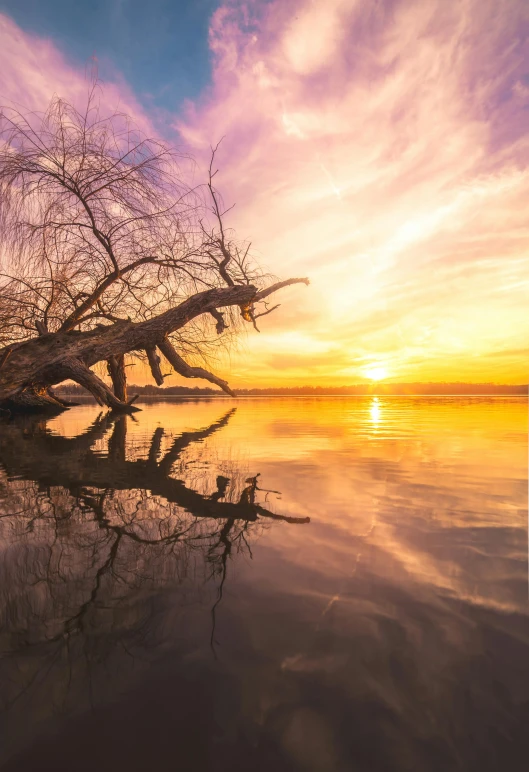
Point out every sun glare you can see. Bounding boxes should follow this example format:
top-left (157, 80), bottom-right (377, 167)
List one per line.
top-left (370, 397), bottom-right (381, 424)
top-left (364, 366), bottom-right (388, 381)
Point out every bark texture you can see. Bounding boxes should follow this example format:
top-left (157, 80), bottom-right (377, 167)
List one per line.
top-left (0, 280), bottom-right (308, 412)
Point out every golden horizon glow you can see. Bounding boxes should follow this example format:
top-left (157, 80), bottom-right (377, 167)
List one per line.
top-left (363, 366), bottom-right (388, 382)
top-left (1, 3), bottom-right (528, 388)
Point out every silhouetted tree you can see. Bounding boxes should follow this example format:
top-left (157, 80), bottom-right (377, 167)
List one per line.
top-left (0, 84), bottom-right (308, 411)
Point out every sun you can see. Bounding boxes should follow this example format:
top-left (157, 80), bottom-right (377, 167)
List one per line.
top-left (363, 366), bottom-right (388, 381)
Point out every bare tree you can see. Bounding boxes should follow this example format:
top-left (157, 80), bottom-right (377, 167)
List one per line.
top-left (0, 84), bottom-right (308, 411)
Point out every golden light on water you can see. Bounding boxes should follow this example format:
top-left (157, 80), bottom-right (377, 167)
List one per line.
top-left (369, 397), bottom-right (382, 424)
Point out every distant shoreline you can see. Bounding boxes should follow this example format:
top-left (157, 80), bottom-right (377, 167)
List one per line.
top-left (57, 392), bottom-right (528, 402)
top-left (56, 383), bottom-right (528, 398)
top-left (131, 394), bottom-right (527, 400)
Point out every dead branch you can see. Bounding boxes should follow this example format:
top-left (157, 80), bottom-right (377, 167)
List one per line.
top-left (158, 338), bottom-right (236, 397)
top-left (0, 88), bottom-right (309, 412)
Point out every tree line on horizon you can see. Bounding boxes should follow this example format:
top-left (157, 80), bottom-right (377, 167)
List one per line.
top-left (55, 382), bottom-right (527, 397)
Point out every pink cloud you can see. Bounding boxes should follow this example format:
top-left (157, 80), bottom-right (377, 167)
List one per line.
top-left (1, 3), bottom-right (528, 386)
top-left (177, 0), bottom-right (529, 385)
top-left (0, 13), bottom-right (151, 132)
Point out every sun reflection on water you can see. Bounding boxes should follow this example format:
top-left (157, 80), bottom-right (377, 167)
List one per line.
top-left (0, 397), bottom-right (527, 771)
top-left (370, 397), bottom-right (382, 425)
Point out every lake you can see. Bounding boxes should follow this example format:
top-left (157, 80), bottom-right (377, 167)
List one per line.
top-left (0, 397), bottom-right (527, 771)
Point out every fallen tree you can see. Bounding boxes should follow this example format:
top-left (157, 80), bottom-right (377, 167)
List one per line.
top-left (0, 279), bottom-right (308, 411)
top-left (0, 86), bottom-right (308, 412)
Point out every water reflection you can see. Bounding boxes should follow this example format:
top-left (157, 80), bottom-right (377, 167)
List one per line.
top-left (0, 407), bottom-right (308, 766)
top-left (0, 397), bottom-right (527, 772)
top-left (369, 396), bottom-right (381, 425)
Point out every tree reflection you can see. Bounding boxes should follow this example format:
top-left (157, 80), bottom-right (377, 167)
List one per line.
top-left (0, 408), bottom-right (309, 733)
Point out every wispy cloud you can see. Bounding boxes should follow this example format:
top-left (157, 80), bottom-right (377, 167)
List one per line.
top-left (177, 0), bottom-right (529, 384)
top-left (1, 2), bottom-right (528, 385)
top-left (0, 13), bottom-right (151, 131)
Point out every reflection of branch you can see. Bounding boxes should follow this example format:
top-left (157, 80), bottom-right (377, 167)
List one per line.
top-left (207, 473), bottom-right (298, 656)
top-left (208, 517), bottom-right (236, 655)
top-left (158, 408), bottom-right (236, 475)
top-left (108, 415), bottom-right (127, 462)
top-left (62, 530), bottom-right (122, 638)
top-left (0, 408), bottom-right (310, 708)
top-left (148, 427), bottom-right (164, 464)
top-left (0, 409), bottom-right (310, 525)
top-left (210, 475), bottom-right (230, 502)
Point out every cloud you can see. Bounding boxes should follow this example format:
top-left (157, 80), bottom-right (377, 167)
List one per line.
top-left (1, 2), bottom-right (528, 386)
top-left (177, 0), bottom-right (529, 384)
top-left (280, 0), bottom-right (354, 75)
top-left (0, 13), bottom-right (152, 136)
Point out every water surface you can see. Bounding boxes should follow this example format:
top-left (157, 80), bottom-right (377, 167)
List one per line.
top-left (0, 397), bottom-right (527, 771)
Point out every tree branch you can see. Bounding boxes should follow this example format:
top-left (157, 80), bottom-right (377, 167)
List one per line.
top-left (209, 309), bottom-right (228, 334)
top-left (0, 277), bottom-right (309, 406)
top-left (158, 338), bottom-right (235, 397)
top-left (254, 277), bottom-right (310, 302)
top-left (146, 346), bottom-right (164, 386)
top-left (48, 358), bottom-right (138, 411)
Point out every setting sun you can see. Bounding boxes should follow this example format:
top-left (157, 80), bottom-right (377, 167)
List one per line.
top-left (0, 2), bottom-right (527, 769)
top-left (363, 366), bottom-right (388, 382)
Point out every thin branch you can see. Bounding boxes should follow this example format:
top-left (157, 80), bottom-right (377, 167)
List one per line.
top-left (254, 277), bottom-right (310, 302)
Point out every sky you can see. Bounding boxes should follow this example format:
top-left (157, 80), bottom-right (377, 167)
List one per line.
top-left (0, 0), bottom-right (528, 387)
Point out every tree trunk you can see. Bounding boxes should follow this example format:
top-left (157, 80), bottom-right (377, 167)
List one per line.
top-left (0, 385), bottom-right (68, 413)
top-left (107, 355), bottom-right (128, 403)
top-left (0, 280), bottom-right (308, 414)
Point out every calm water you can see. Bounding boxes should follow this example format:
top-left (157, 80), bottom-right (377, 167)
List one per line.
top-left (0, 397), bottom-right (527, 771)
